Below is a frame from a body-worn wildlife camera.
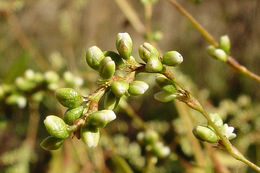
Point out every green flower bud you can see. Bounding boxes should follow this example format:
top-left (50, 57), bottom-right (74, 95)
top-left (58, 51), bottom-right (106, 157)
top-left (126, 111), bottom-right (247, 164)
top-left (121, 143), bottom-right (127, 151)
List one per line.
top-left (31, 91), bottom-right (44, 103)
top-left (145, 57), bottom-right (163, 73)
top-left (207, 46), bottom-right (227, 62)
top-left (15, 77), bottom-right (36, 91)
top-left (116, 32), bottom-right (133, 60)
top-left (139, 42), bottom-right (159, 62)
top-left (86, 46), bottom-right (105, 70)
top-left (80, 125), bottom-right (100, 147)
top-left (208, 113), bottom-right (223, 129)
top-left (137, 130), bottom-right (159, 145)
top-left (207, 45), bottom-right (216, 57)
top-left (64, 106), bottom-right (84, 125)
top-left (33, 72), bottom-right (44, 84)
top-left (44, 71), bottom-right (60, 84)
top-left (40, 136), bottom-right (64, 151)
top-left (128, 81), bottom-right (149, 96)
top-left (154, 91), bottom-right (177, 102)
top-left (63, 71), bottom-right (75, 86)
top-left (162, 51), bottom-right (183, 66)
top-left (213, 49), bottom-right (228, 62)
top-left (0, 86), bottom-right (4, 99)
top-left (192, 125), bottom-right (219, 143)
top-left (219, 35), bottom-right (230, 53)
top-left (149, 142), bottom-right (170, 158)
top-left (103, 51), bottom-right (124, 67)
top-left (104, 90), bottom-right (120, 110)
top-left (55, 88), bottom-right (83, 108)
top-left (6, 94), bottom-right (27, 108)
top-left (155, 74), bottom-right (176, 93)
top-left (99, 56), bottom-right (116, 79)
top-left (87, 110), bottom-right (116, 128)
top-left (44, 115), bottom-right (69, 139)
top-left (110, 81), bottom-right (129, 98)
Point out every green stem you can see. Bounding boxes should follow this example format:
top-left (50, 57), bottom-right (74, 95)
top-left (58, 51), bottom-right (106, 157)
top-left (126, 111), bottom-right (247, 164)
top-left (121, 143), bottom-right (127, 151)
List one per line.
top-left (163, 68), bottom-right (260, 172)
top-left (143, 155), bottom-right (157, 173)
top-left (199, 109), bottom-right (260, 172)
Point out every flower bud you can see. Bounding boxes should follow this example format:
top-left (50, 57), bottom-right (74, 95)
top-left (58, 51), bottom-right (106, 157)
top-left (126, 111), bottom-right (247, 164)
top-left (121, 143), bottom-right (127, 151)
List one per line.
top-left (116, 32), bottom-right (133, 60)
top-left (6, 94), bottom-right (27, 108)
top-left (40, 136), bottom-right (64, 151)
top-left (32, 91), bottom-right (44, 103)
top-left (145, 57), bottom-right (163, 73)
top-left (137, 130), bottom-right (159, 145)
top-left (104, 90), bottom-right (120, 110)
top-left (110, 81), bottom-right (129, 98)
top-left (24, 69), bottom-right (34, 79)
top-left (86, 46), bottom-right (105, 70)
top-left (33, 72), bottom-right (44, 84)
top-left (128, 81), bottom-right (149, 96)
top-left (44, 115), bottom-right (69, 139)
top-left (0, 86), bottom-right (4, 99)
top-left (149, 142), bottom-right (170, 158)
top-left (64, 106), bottom-right (84, 125)
top-left (154, 91), bottom-right (177, 102)
top-left (207, 46), bottom-right (227, 62)
top-left (15, 77), bottom-right (36, 91)
top-left (99, 56), bottom-right (116, 79)
top-left (104, 51), bottom-right (124, 67)
top-left (155, 74), bottom-right (176, 93)
top-left (192, 125), bottom-right (219, 143)
top-left (213, 49), bottom-right (228, 62)
top-left (208, 113), bottom-right (223, 129)
top-left (219, 35), bottom-right (230, 53)
top-left (139, 42), bottom-right (159, 62)
top-left (80, 125), bottom-right (100, 147)
top-left (44, 71), bottom-right (60, 84)
top-left (87, 110), bottom-right (116, 128)
top-left (55, 88), bottom-right (83, 108)
top-left (162, 51), bottom-right (183, 66)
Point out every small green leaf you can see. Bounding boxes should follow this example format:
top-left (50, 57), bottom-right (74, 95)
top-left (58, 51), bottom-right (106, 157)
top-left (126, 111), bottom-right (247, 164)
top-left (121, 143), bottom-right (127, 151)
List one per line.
top-left (40, 136), bottom-right (64, 151)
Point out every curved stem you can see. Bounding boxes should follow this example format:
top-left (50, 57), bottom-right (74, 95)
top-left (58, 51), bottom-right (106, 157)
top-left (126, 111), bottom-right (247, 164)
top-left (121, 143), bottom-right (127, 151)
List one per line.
top-left (163, 69), bottom-right (260, 172)
top-left (167, 0), bottom-right (260, 84)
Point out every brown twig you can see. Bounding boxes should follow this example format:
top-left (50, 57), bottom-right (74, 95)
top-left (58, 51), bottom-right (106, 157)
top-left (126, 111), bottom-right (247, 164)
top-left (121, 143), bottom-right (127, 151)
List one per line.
top-left (167, 0), bottom-right (260, 83)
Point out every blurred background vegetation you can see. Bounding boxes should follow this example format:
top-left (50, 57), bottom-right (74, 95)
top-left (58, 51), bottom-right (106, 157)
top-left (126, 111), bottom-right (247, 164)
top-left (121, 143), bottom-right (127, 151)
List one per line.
top-left (0, 0), bottom-right (260, 172)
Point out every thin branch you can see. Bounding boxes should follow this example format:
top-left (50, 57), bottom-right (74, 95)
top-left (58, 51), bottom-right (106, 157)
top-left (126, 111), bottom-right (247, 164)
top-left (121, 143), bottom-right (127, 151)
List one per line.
top-left (4, 8), bottom-right (52, 71)
top-left (167, 0), bottom-right (260, 84)
top-left (114, 0), bottom-right (145, 34)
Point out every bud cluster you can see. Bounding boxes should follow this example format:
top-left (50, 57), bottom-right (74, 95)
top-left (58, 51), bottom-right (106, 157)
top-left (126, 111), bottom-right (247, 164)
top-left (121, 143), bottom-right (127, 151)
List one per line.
top-left (41, 32), bottom-right (183, 156)
top-left (137, 130), bottom-right (170, 158)
top-left (192, 113), bottom-right (236, 143)
top-left (0, 69), bottom-right (84, 109)
top-left (207, 35), bottom-right (231, 62)
top-left (41, 87), bottom-right (117, 150)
